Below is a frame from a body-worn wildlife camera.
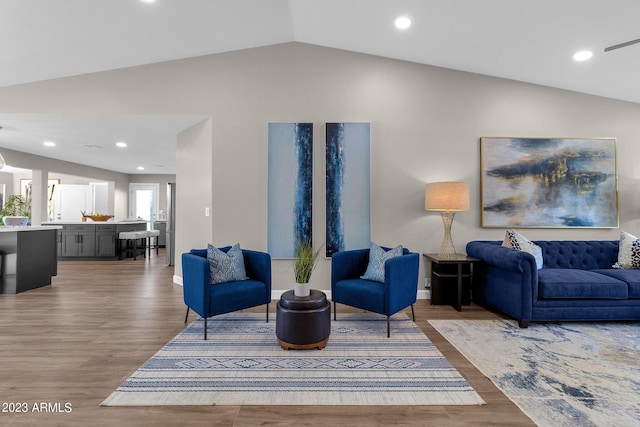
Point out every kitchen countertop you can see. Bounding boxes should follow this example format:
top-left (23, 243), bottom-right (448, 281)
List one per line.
top-left (0, 226), bottom-right (63, 232)
top-left (42, 220), bottom-right (148, 225)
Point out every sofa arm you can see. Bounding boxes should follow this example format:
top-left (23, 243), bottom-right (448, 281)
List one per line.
top-left (466, 241), bottom-right (536, 322)
top-left (384, 252), bottom-right (419, 313)
top-left (466, 241), bottom-right (538, 273)
top-left (181, 253), bottom-right (211, 317)
top-left (242, 249), bottom-right (272, 301)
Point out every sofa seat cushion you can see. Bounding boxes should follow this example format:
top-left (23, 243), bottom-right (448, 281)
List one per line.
top-left (537, 269), bottom-right (628, 299)
top-left (209, 279), bottom-right (267, 314)
top-left (592, 269), bottom-right (640, 298)
top-left (333, 278), bottom-right (384, 313)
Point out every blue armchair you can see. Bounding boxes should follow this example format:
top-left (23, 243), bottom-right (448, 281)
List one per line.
top-left (331, 247), bottom-right (420, 337)
top-left (182, 246), bottom-right (272, 339)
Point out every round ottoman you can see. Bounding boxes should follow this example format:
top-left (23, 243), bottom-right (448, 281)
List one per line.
top-left (276, 289), bottom-right (331, 350)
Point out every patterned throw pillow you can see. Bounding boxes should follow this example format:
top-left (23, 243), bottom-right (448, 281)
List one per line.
top-left (613, 231), bottom-right (640, 269)
top-left (207, 243), bottom-right (249, 284)
top-left (361, 242), bottom-right (403, 282)
top-left (502, 229), bottom-right (544, 270)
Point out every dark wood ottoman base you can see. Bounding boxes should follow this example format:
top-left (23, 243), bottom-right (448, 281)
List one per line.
top-left (276, 289), bottom-right (331, 350)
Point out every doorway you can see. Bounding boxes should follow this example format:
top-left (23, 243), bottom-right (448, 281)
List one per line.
top-left (129, 183), bottom-right (159, 230)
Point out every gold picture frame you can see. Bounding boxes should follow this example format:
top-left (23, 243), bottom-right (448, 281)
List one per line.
top-left (480, 137), bottom-right (618, 228)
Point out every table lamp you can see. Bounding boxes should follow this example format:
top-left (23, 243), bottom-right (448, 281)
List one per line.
top-left (425, 181), bottom-right (470, 258)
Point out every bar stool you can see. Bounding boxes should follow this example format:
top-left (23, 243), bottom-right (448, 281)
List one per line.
top-left (147, 229), bottom-right (160, 257)
top-left (118, 231), bottom-right (148, 260)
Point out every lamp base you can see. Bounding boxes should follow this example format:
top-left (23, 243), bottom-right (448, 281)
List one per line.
top-left (437, 211), bottom-right (457, 258)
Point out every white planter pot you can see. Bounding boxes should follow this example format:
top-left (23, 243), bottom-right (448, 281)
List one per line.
top-left (3, 216), bottom-right (29, 226)
top-left (294, 282), bottom-right (311, 297)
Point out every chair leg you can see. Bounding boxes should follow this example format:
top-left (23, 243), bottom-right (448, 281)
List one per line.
top-left (204, 317), bottom-right (208, 340)
top-left (333, 301), bottom-right (337, 321)
top-left (387, 316), bottom-right (391, 338)
top-left (266, 302), bottom-right (269, 323)
top-left (411, 304), bottom-right (415, 321)
top-left (184, 307), bottom-right (190, 323)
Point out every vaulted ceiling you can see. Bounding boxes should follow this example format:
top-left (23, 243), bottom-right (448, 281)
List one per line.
top-left (1, 0), bottom-right (638, 174)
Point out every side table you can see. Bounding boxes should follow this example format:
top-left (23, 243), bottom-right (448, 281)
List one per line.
top-left (423, 253), bottom-right (479, 312)
top-left (276, 289), bottom-right (331, 350)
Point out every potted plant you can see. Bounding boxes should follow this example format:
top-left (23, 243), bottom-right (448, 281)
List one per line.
top-left (2, 195), bottom-right (30, 226)
top-left (293, 240), bottom-right (322, 297)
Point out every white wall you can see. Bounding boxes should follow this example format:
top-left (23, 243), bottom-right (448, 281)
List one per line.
top-left (1, 42), bottom-right (639, 290)
top-left (0, 148), bottom-right (130, 222)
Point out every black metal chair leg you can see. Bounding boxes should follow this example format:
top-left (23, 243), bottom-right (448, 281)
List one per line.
top-left (333, 301), bottom-right (337, 321)
top-left (204, 317), bottom-right (208, 340)
top-left (184, 307), bottom-right (190, 323)
top-left (411, 304), bottom-right (415, 321)
top-left (266, 303), bottom-right (269, 323)
top-left (387, 316), bottom-right (391, 338)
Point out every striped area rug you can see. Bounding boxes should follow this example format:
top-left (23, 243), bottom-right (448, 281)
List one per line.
top-left (101, 312), bottom-right (485, 406)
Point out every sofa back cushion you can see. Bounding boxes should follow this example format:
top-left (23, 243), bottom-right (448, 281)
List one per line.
top-left (534, 240), bottom-right (619, 270)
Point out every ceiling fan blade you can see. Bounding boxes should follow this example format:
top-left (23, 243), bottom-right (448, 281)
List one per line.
top-left (604, 38), bottom-right (640, 52)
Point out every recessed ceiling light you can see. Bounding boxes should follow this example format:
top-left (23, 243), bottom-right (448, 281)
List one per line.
top-left (140, 0), bottom-right (156, 3)
top-left (116, 141), bottom-right (127, 148)
top-left (43, 141), bottom-right (56, 147)
top-left (395, 16), bottom-right (411, 30)
top-left (137, 166), bottom-right (145, 171)
top-left (573, 50), bottom-right (593, 61)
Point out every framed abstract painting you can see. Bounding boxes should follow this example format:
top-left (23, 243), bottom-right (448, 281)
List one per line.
top-left (326, 122), bottom-right (371, 257)
top-left (268, 123), bottom-right (313, 258)
top-left (480, 137), bottom-right (618, 228)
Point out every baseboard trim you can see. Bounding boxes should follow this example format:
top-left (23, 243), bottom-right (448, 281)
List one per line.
top-left (173, 276), bottom-right (430, 300)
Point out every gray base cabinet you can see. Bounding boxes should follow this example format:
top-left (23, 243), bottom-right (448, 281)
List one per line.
top-left (46, 222), bottom-right (146, 259)
top-left (154, 221), bottom-right (166, 247)
top-left (95, 224), bottom-right (117, 257)
top-left (61, 226), bottom-right (96, 257)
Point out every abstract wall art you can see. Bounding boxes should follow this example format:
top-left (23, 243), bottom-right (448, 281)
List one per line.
top-left (268, 123), bottom-right (313, 258)
top-left (326, 122), bottom-right (371, 257)
top-left (480, 137), bottom-right (618, 228)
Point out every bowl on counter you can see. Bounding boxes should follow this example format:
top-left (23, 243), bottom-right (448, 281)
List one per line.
top-left (86, 215), bottom-right (114, 222)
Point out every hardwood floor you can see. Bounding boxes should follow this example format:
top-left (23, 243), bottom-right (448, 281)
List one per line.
top-left (0, 251), bottom-right (535, 426)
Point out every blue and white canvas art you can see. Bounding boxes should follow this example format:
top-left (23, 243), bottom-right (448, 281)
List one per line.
top-left (326, 122), bottom-right (371, 257)
top-left (481, 137), bottom-right (618, 228)
top-left (268, 123), bottom-right (313, 258)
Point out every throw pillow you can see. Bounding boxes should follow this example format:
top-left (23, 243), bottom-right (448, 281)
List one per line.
top-left (613, 231), bottom-right (640, 269)
top-left (502, 229), bottom-right (544, 270)
top-left (207, 243), bottom-right (249, 284)
top-left (361, 242), bottom-right (403, 282)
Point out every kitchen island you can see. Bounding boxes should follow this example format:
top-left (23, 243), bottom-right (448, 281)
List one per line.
top-left (42, 221), bottom-right (147, 259)
top-left (0, 226), bottom-right (61, 294)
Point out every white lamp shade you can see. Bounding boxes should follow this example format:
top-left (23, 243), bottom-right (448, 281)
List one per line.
top-left (425, 182), bottom-right (470, 212)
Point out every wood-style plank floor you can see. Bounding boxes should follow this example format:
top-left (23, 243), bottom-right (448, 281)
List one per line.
top-left (0, 251), bottom-right (535, 426)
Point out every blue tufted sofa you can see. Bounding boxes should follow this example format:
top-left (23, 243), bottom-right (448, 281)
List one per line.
top-left (466, 240), bottom-right (640, 327)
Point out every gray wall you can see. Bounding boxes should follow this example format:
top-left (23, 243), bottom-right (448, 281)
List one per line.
top-left (1, 42), bottom-right (639, 290)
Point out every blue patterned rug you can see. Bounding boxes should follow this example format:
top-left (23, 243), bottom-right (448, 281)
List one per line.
top-left (101, 313), bottom-right (484, 406)
top-left (429, 320), bottom-right (640, 426)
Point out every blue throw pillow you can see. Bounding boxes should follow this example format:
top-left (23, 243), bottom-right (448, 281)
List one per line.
top-left (361, 242), bottom-right (403, 282)
top-left (207, 243), bottom-right (249, 284)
